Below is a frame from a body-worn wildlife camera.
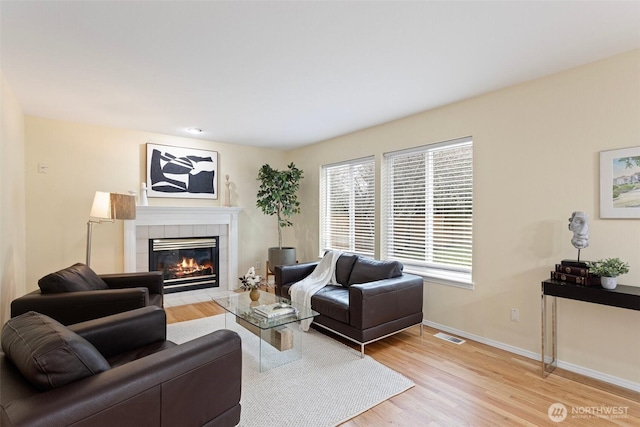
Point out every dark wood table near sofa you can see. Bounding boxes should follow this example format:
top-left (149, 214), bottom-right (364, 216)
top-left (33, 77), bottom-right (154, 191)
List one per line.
top-left (540, 279), bottom-right (640, 377)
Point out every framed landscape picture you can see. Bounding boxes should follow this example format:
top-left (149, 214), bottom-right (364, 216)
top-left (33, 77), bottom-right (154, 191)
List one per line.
top-left (599, 146), bottom-right (640, 218)
top-left (146, 143), bottom-right (218, 199)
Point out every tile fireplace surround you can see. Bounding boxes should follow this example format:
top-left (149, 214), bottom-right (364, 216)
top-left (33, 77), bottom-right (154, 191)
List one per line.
top-left (124, 206), bottom-right (242, 292)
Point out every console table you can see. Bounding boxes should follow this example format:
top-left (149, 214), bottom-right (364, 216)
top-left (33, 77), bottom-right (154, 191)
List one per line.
top-left (541, 279), bottom-right (640, 377)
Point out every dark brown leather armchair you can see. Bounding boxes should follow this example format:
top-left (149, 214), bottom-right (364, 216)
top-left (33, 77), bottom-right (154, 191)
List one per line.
top-left (11, 265), bottom-right (164, 325)
top-left (275, 253), bottom-right (424, 356)
top-left (0, 306), bottom-right (242, 427)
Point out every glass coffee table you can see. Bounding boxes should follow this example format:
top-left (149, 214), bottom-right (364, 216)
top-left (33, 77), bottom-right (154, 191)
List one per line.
top-left (212, 289), bottom-right (318, 372)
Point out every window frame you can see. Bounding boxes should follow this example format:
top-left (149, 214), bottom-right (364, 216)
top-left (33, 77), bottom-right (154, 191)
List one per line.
top-left (382, 136), bottom-right (474, 289)
top-left (320, 156), bottom-right (376, 258)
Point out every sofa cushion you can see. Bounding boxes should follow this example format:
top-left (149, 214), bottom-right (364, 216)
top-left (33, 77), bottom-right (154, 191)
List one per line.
top-left (1, 311), bottom-right (110, 391)
top-left (348, 258), bottom-right (404, 286)
top-left (38, 263), bottom-right (109, 293)
top-left (311, 286), bottom-right (350, 324)
top-left (335, 253), bottom-right (358, 286)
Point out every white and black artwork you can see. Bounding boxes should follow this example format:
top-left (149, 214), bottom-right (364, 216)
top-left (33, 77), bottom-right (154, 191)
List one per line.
top-left (146, 143), bottom-right (218, 199)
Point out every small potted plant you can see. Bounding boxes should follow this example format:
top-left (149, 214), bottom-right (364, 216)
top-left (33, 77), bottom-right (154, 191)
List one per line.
top-left (239, 267), bottom-right (262, 301)
top-left (586, 258), bottom-right (630, 289)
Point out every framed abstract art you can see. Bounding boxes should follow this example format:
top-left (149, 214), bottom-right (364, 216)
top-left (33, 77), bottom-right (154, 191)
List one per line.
top-left (146, 143), bottom-right (218, 199)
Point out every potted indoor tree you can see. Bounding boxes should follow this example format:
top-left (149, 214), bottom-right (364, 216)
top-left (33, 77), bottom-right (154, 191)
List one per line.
top-left (256, 162), bottom-right (303, 273)
top-left (587, 257), bottom-right (630, 289)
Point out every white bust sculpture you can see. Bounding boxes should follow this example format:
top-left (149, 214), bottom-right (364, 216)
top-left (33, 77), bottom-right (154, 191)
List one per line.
top-left (568, 211), bottom-right (589, 249)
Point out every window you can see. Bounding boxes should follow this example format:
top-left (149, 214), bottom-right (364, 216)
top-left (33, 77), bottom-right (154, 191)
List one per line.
top-left (383, 137), bottom-right (473, 287)
top-left (321, 157), bottom-right (375, 257)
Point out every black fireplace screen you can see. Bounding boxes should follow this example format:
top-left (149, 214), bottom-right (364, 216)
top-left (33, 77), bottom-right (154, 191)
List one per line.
top-left (149, 237), bottom-right (219, 293)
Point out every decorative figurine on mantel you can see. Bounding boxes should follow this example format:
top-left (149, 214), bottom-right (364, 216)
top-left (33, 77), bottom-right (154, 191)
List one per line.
top-left (139, 182), bottom-right (149, 206)
top-left (224, 174), bottom-right (231, 207)
top-left (568, 211), bottom-right (589, 261)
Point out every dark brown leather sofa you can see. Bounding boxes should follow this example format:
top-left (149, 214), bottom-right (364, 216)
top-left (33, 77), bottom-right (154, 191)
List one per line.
top-left (11, 263), bottom-right (164, 325)
top-left (0, 306), bottom-right (242, 427)
top-left (275, 253), bottom-right (423, 355)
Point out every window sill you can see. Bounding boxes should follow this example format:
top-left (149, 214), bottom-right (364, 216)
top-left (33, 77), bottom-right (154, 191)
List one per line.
top-left (403, 267), bottom-right (474, 290)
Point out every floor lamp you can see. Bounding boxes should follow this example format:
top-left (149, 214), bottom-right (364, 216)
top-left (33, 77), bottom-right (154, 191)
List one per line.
top-left (86, 191), bottom-right (136, 267)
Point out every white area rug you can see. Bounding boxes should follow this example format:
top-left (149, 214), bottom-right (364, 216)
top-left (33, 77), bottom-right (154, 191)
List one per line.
top-left (167, 315), bottom-right (414, 427)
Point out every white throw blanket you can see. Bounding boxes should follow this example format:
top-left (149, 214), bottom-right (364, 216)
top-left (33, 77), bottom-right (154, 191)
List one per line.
top-left (289, 251), bottom-right (342, 331)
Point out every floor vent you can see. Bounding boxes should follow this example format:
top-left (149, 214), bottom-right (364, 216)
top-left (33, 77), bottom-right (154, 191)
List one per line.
top-left (434, 332), bottom-right (466, 345)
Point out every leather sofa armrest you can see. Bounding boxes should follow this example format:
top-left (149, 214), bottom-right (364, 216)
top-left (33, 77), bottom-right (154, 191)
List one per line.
top-left (100, 271), bottom-right (164, 296)
top-left (10, 288), bottom-right (149, 325)
top-left (274, 262), bottom-right (318, 294)
top-left (349, 274), bottom-right (424, 330)
top-left (0, 330), bottom-right (242, 427)
top-left (69, 306), bottom-right (166, 358)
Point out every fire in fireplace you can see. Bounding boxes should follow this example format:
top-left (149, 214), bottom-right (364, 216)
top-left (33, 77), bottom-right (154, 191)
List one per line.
top-left (149, 237), bottom-right (219, 293)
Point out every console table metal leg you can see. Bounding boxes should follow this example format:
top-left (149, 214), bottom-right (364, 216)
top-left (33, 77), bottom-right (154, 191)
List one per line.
top-left (541, 292), bottom-right (558, 377)
top-left (541, 290), bottom-right (546, 377)
top-left (551, 296), bottom-right (557, 372)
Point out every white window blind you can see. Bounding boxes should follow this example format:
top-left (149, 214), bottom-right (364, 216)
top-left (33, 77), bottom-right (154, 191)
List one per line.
top-left (321, 157), bottom-right (375, 257)
top-left (383, 137), bottom-right (473, 286)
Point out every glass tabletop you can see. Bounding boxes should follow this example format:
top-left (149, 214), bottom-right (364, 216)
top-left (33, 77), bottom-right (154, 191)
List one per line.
top-left (212, 289), bottom-right (318, 330)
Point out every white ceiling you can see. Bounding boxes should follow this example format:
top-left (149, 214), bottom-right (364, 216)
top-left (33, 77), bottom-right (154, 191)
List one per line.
top-left (1, 1), bottom-right (639, 150)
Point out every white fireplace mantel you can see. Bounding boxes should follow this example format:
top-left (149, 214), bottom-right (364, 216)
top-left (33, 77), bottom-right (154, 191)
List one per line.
top-left (124, 206), bottom-right (242, 291)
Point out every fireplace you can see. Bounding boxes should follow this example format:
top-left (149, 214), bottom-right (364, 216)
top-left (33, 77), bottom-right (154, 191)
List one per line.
top-left (124, 206), bottom-right (242, 292)
top-left (149, 236), bottom-right (219, 293)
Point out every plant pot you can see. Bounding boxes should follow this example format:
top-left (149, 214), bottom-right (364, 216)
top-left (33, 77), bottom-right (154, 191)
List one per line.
top-left (268, 247), bottom-right (296, 273)
top-left (601, 276), bottom-right (617, 290)
top-left (249, 288), bottom-right (260, 301)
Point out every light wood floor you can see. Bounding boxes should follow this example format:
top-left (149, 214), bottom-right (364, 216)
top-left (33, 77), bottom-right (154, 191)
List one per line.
top-left (166, 302), bottom-right (639, 426)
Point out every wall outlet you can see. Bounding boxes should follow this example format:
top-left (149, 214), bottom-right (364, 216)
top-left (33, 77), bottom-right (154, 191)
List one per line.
top-left (255, 261), bottom-right (261, 270)
top-left (510, 308), bottom-right (520, 322)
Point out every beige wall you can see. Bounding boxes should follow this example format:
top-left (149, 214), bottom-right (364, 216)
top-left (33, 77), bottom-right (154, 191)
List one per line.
top-left (289, 50), bottom-right (640, 385)
top-left (24, 118), bottom-right (287, 289)
top-left (0, 71), bottom-right (26, 324)
top-left (6, 50), bottom-right (640, 388)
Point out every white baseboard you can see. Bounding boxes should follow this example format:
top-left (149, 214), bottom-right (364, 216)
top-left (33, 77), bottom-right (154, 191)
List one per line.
top-left (422, 320), bottom-right (640, 393)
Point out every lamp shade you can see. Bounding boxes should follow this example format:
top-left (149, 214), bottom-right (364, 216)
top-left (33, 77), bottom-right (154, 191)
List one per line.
top-left (89, 192), bottom-right (136, 220)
